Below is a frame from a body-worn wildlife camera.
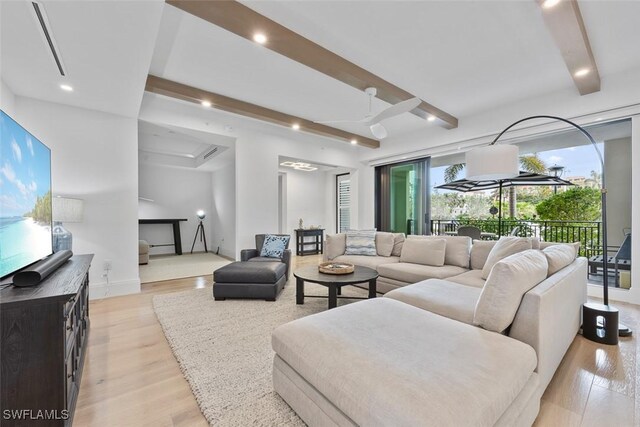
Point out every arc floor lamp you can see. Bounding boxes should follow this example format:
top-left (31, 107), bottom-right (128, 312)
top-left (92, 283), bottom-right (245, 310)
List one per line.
top-left (465, 115), bottom-right (631, 344)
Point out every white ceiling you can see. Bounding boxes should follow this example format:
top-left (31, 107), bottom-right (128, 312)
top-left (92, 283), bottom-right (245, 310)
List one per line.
top-left (0, 0), bottom-right (164, 118)
top-left (2, 1), bottom-right (640, 145)
top-left (138, 120), bottom-right (235, 171)
top-left (148, 1), bottom-right (640, 142)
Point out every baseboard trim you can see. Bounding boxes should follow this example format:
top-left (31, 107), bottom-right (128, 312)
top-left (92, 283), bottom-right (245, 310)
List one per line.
top-left (89, 278), bottom-right (140, 300)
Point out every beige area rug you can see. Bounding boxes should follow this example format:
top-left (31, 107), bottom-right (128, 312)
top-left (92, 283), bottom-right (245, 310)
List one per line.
top-left (152, 281), bottom-right (369, 426)
top-left (139, 252), bottom-right (230, 284)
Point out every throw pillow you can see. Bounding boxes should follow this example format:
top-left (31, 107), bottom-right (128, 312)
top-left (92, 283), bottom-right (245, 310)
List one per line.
top-left (326, 233), bottom-right (347, 260)
top-left (481, 236), bottom-right (533, 279)
top-left (400, 238), bottom-right (446, 266)
top-left (542, 244), bottom-right (577, 276)
top-left (375, 232), bottom-right (395, 257)
top-left (391, 233), bottom-right (406, 257)
top-left (474, 249), bottom-right (549, 333)
top-left (260, 234), bottom-right (290, 258)
top-left (345, 229), bottom-right (377, 256)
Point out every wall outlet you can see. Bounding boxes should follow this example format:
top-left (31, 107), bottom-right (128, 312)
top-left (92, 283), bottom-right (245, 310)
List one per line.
top-left (103, 260), bottom-right (112, 271)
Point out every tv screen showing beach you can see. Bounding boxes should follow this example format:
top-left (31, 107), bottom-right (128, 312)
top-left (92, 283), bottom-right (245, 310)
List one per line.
top-left (0, 110), bottom-right (52, 278)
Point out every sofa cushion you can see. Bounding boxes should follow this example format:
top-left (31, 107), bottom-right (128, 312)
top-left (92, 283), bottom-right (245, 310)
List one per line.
top-left (542, 244), bottom-right (577, 276)
top-left (385, 279), bottom-right (481, 324)
top-left (375, 232), bottom-right (395, 257)
top-left (391, 233), bottom-right (406, 257)
top-left (377, 262), bottom-right (468, 283)
top-left (333, 255), bottom-right (400, 270)
top-left (446, 269), bottom-right (486, 288)
top-left (400, 238), bottom-right (446, 266)
top-left (345, 229), bottom-right (377, 256)
top-left (539, 241), bottom-right (581, 252)
top-left (482, 237), bottom-right (533, 279)
top-left (408, 235), bottom-right (471, 268)
top-left (474, 250), bottom-right (549, 333)
top-left (470, 240), bottom-right (497, 270)
top-left (272, 298), bottom-right (538, 427)
top-left (326, 233), bottom-right (346, 260)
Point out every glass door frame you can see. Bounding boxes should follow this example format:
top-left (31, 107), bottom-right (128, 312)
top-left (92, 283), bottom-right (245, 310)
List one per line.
top-left (375, 157), bottom-right (431, 235)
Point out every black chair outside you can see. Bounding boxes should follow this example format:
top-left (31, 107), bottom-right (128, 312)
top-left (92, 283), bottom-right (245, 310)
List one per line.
top-left (588, 232), bottom-right (631, 287)
top-left (241, 234), bottom-right (292, 278)
top-left (457, 226), bottom-right (481, 240)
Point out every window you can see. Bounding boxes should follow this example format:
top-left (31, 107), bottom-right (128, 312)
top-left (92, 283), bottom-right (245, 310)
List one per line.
top-left (336, 174), bottom-right (350, 233)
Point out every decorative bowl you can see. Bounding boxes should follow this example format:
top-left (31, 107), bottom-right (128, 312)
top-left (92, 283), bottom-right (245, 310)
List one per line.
top-left (318, 262), bottom-right (355, 275)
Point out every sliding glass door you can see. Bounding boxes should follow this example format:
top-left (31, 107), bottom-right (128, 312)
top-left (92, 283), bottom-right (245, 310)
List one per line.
top-left (375, 158), bottom-right (430, 235)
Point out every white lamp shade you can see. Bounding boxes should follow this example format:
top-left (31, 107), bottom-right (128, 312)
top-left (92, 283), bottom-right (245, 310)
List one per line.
top-left (465, 145), bottom-right (519, 181)
top-left (53, 197), bottom-right (84, 223)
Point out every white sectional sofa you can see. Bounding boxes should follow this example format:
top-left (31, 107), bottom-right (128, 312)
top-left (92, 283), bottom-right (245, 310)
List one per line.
top-left (273, 234), bottom-right (587, 426)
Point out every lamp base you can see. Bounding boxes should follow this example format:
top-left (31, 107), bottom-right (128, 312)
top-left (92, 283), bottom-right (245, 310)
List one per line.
top-left (619, 323), bottom-right (633, 337)
top-left (582, 303), bottom-right (618, 345)
top-left (52, 222), bottom-right (73, 253)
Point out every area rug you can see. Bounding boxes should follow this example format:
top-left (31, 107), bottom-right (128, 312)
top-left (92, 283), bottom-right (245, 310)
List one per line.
top-left (140, 252), bottom-right (230, 284)
top-left (152, 281), bottom-right (369, 426)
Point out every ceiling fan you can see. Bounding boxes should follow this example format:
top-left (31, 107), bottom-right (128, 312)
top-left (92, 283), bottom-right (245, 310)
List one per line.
top-left (314, 87), bottom-right (421, 139)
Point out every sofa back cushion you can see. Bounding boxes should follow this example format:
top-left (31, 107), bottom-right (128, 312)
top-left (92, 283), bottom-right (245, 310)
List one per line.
top-left (481, 237), bottom-right (533, 279)
top-left (391, 233), bottom-right (406, 257)
top-left (539, 241), bottom-right (581, 252)
top-left (345, 229), bottom-right (377, 256)
top-left (407, 235), bottom-right (471, 268)
top-left (474, 249), bottom-right (549, 333)
top-left (470, 240), bottom-right (497, 270)
top-left (326, 233), bottom-right (346, 260)
top-left (400, 238), bottom-right (446, 266)
top-left (542, 244), bottom-right (577, 276)
top-left (375, 232), bottom-right (395, 257)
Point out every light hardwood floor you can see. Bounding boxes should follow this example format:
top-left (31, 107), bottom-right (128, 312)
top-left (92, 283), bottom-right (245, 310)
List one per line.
top-left (75, 255), bottom-right (639, 426)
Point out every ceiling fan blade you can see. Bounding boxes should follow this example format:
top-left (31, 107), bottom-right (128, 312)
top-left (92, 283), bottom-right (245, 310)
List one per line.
top-left (369, 97), bottom-right (422, 124)
top-left (370, 123), bottom-right (388, 139)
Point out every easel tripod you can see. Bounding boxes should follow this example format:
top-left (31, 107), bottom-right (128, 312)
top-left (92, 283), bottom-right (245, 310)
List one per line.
top-left (190, 220), bottom-right (208, 253)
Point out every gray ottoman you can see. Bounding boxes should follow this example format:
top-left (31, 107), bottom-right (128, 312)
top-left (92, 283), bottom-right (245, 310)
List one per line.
top-left (214, 261), bottom-right (287, 301)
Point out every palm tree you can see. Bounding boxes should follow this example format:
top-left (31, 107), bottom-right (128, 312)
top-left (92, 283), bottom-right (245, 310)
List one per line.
top-left (443, 154), bottom-right (547, 217)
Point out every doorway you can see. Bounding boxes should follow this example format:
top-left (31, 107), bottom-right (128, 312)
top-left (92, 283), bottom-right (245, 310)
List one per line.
top-left (375, 158), bottom-right (430, 235)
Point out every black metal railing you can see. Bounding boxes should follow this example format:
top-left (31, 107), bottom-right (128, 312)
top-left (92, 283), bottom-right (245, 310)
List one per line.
top-left (430, 219), bottom-right (601, 257)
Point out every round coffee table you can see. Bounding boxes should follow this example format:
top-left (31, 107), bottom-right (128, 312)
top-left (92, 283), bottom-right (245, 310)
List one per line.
top-left (293, 265), bottom-right (379, 310)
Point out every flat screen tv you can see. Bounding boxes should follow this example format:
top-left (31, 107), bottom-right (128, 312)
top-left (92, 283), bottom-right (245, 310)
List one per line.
top-left (0, 110), bottom-right (52, 279)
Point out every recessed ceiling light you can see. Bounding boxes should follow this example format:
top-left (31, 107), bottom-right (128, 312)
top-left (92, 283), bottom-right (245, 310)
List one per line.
top-left (253, 33), bottom-right (267, 44)
top-left (427, 115), bottom-right (436, 122)
top-left (201, 100), bottom-right (212, 107)
top-left (542, 0), bottom-right (561, 9)
top-left (351, 139), bottom-right (358, 145)
top-left (292, 123), bottom-right (300, 130)
top-left (60, 84), bottom-right (73, 92)
top-left (574, 68), bottom-right (590, 77)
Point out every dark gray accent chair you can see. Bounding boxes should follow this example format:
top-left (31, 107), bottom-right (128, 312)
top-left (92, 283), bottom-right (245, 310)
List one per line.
top-left (457, 226), bottom-right (481, 240)
top-left (240, 234), bottom-right (292, 278)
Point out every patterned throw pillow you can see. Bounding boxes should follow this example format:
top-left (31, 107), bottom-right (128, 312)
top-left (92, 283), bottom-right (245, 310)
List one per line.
top-left (345, 229), bottom-right (377, 256)
top-left (260, 234), bottom-right (290, 258)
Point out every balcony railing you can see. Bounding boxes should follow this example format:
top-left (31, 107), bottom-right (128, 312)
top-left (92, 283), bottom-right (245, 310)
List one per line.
top-left (430, 219), bottom-right (602, 257)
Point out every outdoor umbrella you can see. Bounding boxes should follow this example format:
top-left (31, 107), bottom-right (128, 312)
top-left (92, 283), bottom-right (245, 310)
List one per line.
top-left (434, 171), bottom-right (574, 236)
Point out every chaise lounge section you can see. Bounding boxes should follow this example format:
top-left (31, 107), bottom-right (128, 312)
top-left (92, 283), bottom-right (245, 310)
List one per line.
top-left (274, 236), bottom-right (587, 426)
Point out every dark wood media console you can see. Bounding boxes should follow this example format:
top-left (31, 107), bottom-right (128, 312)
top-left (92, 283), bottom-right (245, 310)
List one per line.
top-left (0, 254), bottom-right (93, 427)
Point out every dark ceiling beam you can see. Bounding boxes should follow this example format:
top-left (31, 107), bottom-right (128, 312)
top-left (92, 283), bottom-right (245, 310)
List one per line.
top-left (166, 0), bottom-right (458, 129)
top-left (537, 0), bottom-right (600, 95)
top-left (145, 75), bottom-right (380, 149)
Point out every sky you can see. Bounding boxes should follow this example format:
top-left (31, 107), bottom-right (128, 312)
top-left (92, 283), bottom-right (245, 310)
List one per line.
top-left (431, 143), bottom-right (604, 194)
top-left (0, 111), bottom-right (51, 217)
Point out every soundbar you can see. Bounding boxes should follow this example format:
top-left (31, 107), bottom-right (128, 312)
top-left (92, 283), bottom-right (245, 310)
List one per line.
top-left (12, 250), bottom-right (73, 287)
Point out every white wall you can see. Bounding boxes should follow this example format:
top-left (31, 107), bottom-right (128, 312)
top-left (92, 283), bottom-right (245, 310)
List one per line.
top-left (1, 78), bottom-right (15, 115)
top-left (283, 169), bottom-right (328, 249)
top-left (138, 163), bottom-right (213, 255)
top-left (211, 161), bottom-right (236, 259)
top-left (604, 137), bottom-right (632, 247)
top-left (14, 96), bottom-right (139, 298)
